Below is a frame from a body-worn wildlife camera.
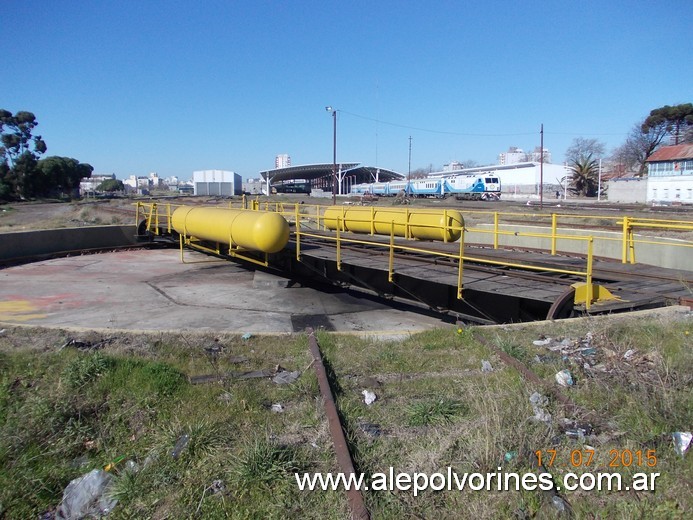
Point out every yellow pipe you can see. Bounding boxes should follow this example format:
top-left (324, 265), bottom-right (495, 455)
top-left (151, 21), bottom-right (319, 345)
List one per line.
top-left (323, 207), bottom-right (463, 242)
top-left (171, 206), bottom-right (289, 254)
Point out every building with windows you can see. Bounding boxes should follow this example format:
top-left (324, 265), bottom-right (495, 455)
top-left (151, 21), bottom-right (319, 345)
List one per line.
top-left (645, 144), bottom-right (693, 203)
top-left (79, 173), bottom-right (116, 195)
top-left (275, 154), bottom-right (291, 169)
top-left (498, 147), bottom-right (526, 165)
top-left (498, 146), bottom-right (551, 165)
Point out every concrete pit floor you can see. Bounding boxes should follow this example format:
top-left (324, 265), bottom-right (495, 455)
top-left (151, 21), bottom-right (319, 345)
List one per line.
top-left (0, 249), bottom-right (449, 337)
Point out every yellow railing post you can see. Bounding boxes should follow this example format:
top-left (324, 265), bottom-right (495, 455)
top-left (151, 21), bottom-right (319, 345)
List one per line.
top-left (146, 203), bottom-right (156, 233)
top-left (336, 216), bottom-right (342, 271)
top-left (443, 209), bottom-right (448, 243)
top-left (628, 225), bottom-right (636, 264)
top-left (388, 220), bottom-right (395, 282)
top-left (295, 204), bottom-right (301, 261)
top-left (550, 213), bottom-right (557, 255)
top-left (166, 204), bottom-right (172, 233)
top-left (493, 212), bottom-right (499, 249)
top-left (621, 216), bottom-right (630, 263)
top-left (135, 202), bottom-right (140, 227)
top-left (586, 237), bottom-right (594, 311)
top-left (457, 226), bottom-right (465, 300)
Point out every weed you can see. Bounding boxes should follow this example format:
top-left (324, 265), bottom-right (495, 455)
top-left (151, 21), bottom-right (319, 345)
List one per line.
top-left (232, 437), bottom-right (300, 492)
top-left (62, 352), bottom-right (111, 388)
top-left (495, 334), bottom-right (529, 363)
top-left (408, 398), bottom-right (466, 426)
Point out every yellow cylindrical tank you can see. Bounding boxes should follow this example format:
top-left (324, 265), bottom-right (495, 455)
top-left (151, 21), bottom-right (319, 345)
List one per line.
top-left (171, 206), bottom-right (290, 253)
top-left (323, 207), bottom-right (464, 242)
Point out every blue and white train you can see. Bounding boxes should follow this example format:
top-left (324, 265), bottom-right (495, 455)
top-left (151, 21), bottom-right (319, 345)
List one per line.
top-left (350, 174), bottom-right (501, 200)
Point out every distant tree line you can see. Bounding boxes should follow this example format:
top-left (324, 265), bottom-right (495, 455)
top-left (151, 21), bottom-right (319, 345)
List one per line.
top-left (0, 109), bottom-right (92, 201)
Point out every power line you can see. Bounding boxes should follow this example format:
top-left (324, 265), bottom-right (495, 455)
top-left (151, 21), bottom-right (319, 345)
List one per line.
top-left (339, 110), bottom-right (536, 137)
top-left (338, 109), bottom-right (630, 138)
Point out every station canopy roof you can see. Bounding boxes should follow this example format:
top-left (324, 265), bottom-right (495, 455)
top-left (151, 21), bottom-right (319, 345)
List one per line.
top-left (259, 163), bottom-right (404, 184)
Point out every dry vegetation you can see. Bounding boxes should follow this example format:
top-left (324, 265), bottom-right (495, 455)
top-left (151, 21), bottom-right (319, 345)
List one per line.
top-left (0, 313), bottom-right (690, 518)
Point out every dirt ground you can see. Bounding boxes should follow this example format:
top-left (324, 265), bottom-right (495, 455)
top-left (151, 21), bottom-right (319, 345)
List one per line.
top-left (1, 195), bottom-right (691, 235)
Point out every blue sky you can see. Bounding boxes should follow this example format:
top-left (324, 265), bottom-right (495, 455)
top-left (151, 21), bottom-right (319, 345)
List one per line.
top-left (3, 1), bottom-right (691, 180)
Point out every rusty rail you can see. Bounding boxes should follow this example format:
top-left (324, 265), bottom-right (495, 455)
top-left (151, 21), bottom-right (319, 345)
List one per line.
top-left (307, 327), bottom-right (370, 520)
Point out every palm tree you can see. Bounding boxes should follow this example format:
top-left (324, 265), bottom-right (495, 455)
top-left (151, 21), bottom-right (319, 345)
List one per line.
top-left (569, 154), bottom-right (599, 197)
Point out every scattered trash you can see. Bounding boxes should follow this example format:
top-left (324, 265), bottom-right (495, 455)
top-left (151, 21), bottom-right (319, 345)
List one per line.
top-left (564, 424), bottom-right (593, 441)
top-left (533, 338), bottom-right (552, 346)
top-left (623, 349), bottom-right (636, 360)
top-left (204, 344), bottom-right (223, 355)
top-left (218, 391), bottom-right (233, 403)
top-left (555, 369), bottom-right (574, 387)
top-left (171, 434), bottom-right (190, 459)
top-left (504, 451), bottom-right (518, 462)
top-left (103, 455), bottom-right (125, 472)
top-left (0, 328), bottom-right (6, 335)
top-left (123, 460), bottom-right (139, 474)
top-left (358, 420), bottom-right (383, 437)
top-left (208, 479), bottom-right (225, 495)
top-left (271, 403), bottom-right (285, 413)
top-left (241, 333), bottom-right (252, 340)
top-left (362, 390), bottom-right (377, 406)
top-left (672, 432), bottom-right (692, 457)
top-left (59, 338), bottom-right (112, 351)
top-left (272, 370), bottom-right (300, 385)
top-left (55, 469), bottom-right (117, 520)
top-left (481, 360), bottom-right (494, 373)
top-left (529, 392), bottom-right (551, 423)
top-left (551, 495), bottom-right (567, 513)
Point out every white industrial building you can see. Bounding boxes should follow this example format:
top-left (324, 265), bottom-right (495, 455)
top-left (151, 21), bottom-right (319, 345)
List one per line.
top-left (193, 170), bottom-right (242, 196)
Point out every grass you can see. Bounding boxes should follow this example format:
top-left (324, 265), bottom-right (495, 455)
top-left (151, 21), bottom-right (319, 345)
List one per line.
top-left (0, 315), bottom-right (690, 518)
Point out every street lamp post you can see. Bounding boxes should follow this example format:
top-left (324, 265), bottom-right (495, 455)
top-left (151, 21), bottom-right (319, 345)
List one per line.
top-left (326, 106), bottom-right (337, 205)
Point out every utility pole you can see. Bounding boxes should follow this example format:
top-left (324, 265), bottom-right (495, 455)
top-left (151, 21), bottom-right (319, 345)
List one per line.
top-left (326, 106), bottom-right (337, 205)
top-left (408, 136), bottom-right (412, 183)
top-left (540, 124), bottom-right (544, 209)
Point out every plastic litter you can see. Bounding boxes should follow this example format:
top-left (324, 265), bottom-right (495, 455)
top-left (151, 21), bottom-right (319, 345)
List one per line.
top-left (241, 332), bottom-right (252, 340)
top-left (555, 369), bottom-right (574, 387)
top-left (271, 403), bottom-right (285, 413)
top-left (672, 432), bottom-right (692, 457)
top-left (504, 451), bottom-right (517, 462)
top-left (529, 392), bottom-right (551, 423)
top-left (481, 360), bottom-right (494, 372)
top-left (623, 349), bottom-right (636, 360)
top-left (362, 390), bottom-right (377, 406)
top-left (171, 434), bottom-right (190, 459)
top-left (55, 469), bottom-right (117, 520)
top-left (272, 370), bottom-right (300, 384)
top-left (533, 338), bottom-right (552, 346)
top-left (551, 495), bottom-right (567, 512)
top-left (358, 420), bottom-right (383, 437)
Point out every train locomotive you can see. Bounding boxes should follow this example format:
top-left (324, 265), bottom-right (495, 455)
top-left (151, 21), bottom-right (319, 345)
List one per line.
top-left (350, 173), bottom-right (501, 200)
